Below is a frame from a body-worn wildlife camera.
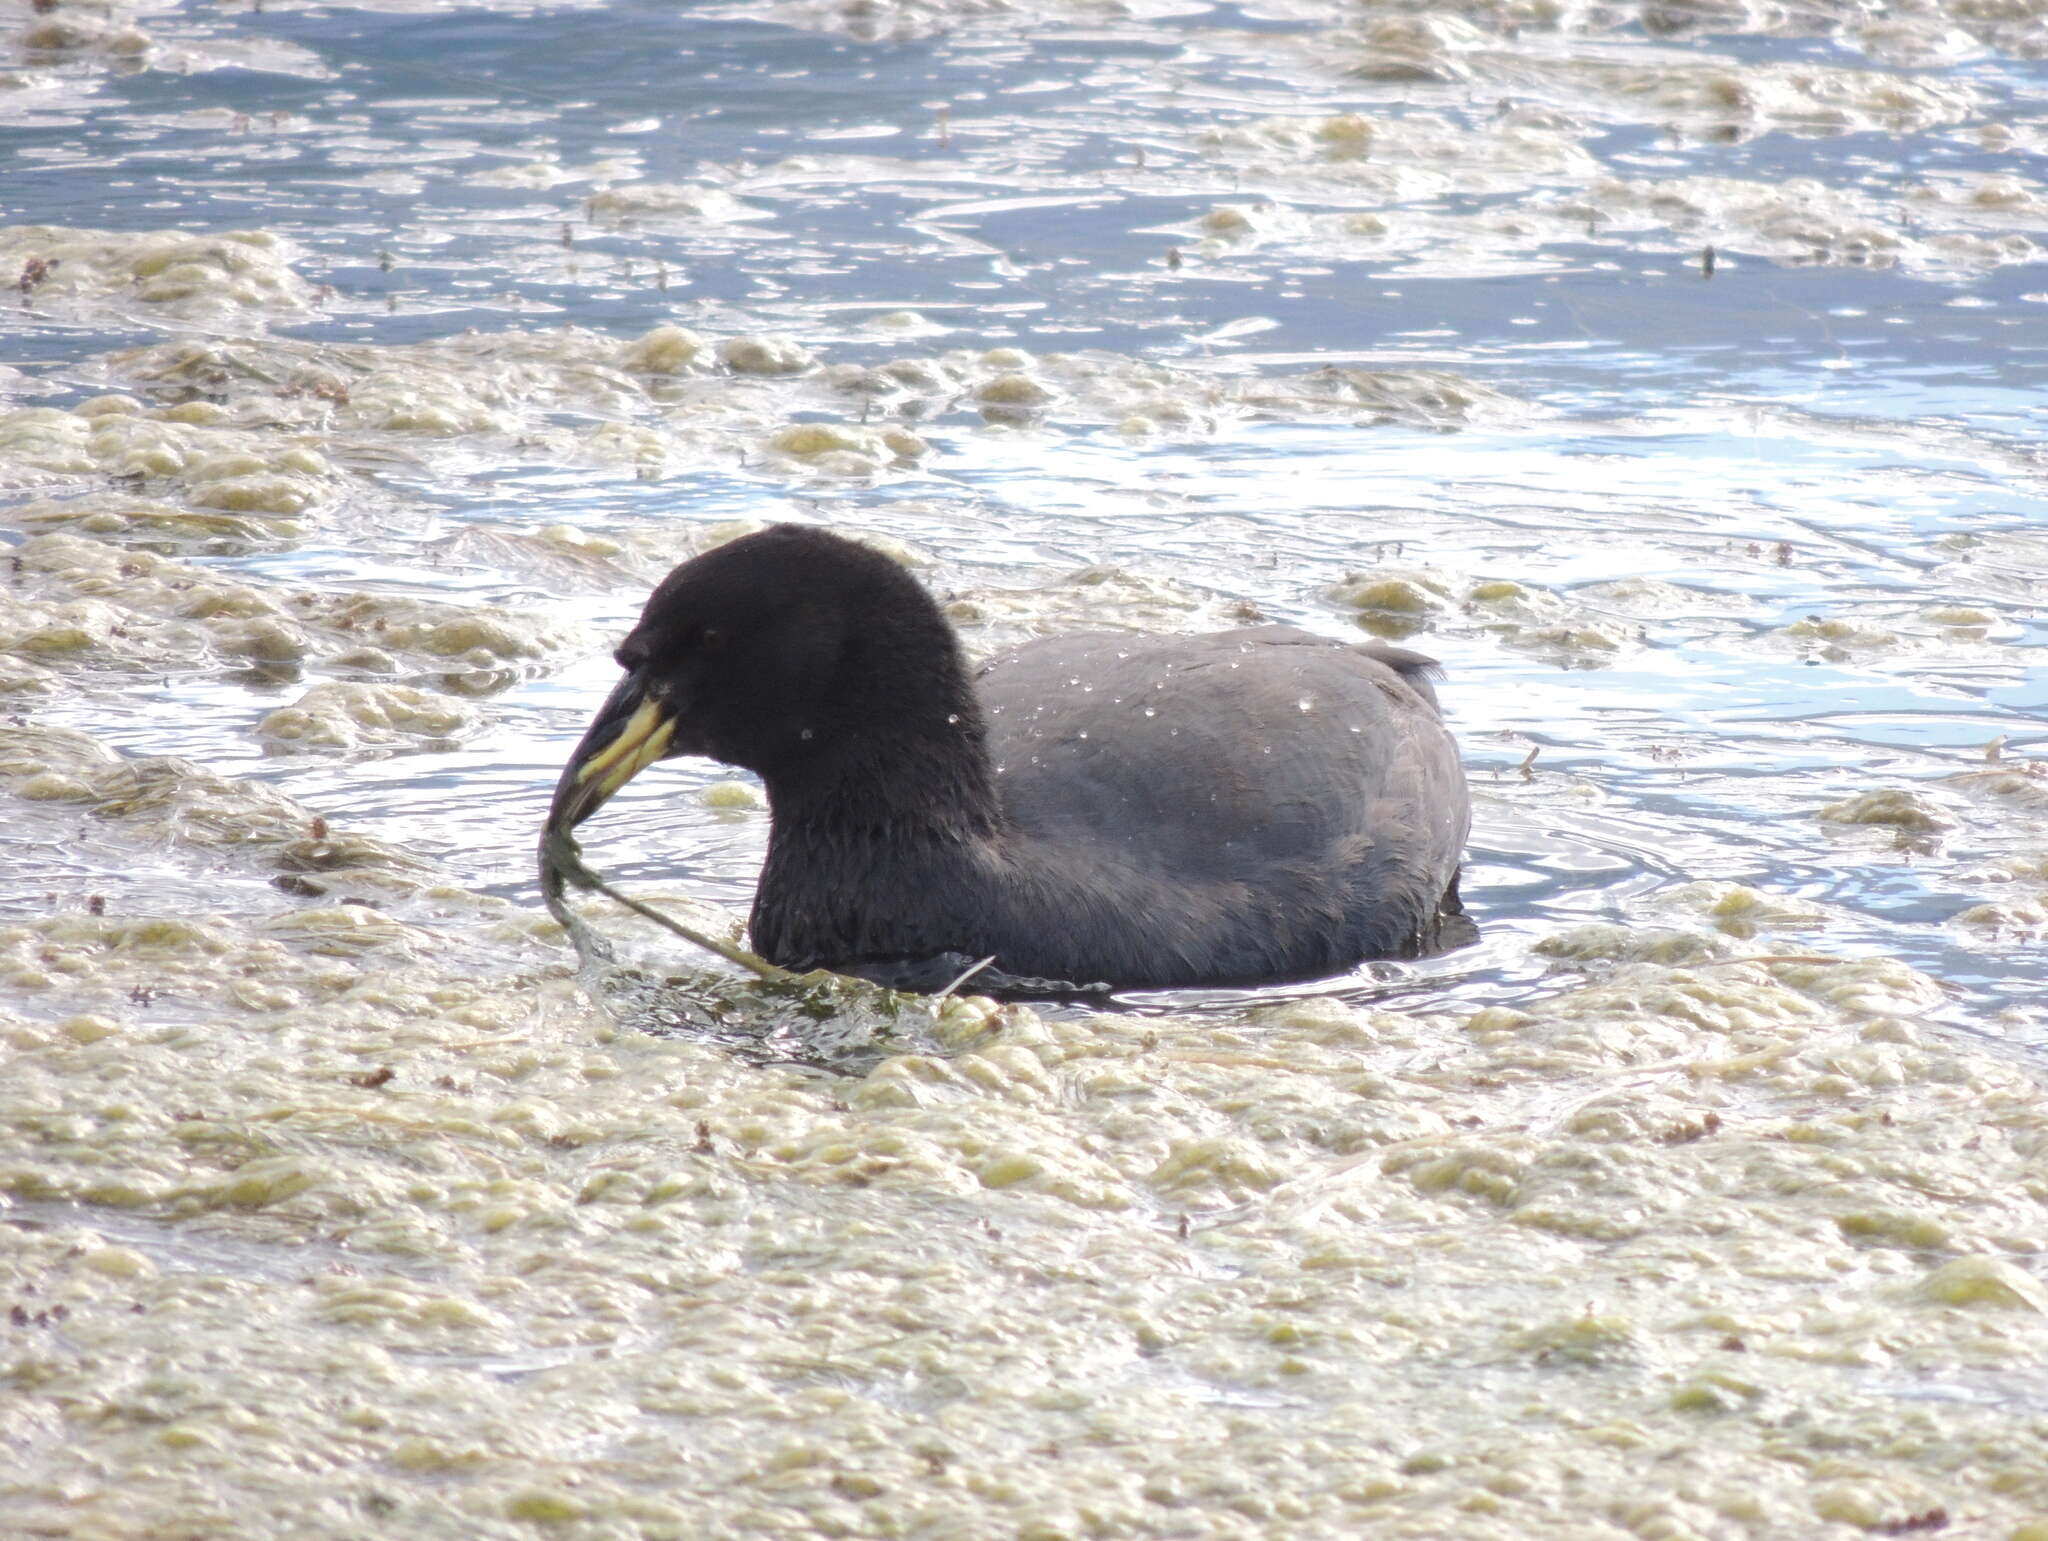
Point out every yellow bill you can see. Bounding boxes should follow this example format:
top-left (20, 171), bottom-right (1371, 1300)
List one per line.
top-left (575, 696), bottom-right (676, 801)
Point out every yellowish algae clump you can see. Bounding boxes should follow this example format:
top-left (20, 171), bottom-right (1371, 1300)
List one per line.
top-left (0, 533), bottom-right (580, 689)
top-left (1821, 788), bottom-right (1953, 832)
top-left (257, 682), bottom-right (481, 750)
top-left (619, 323), bottom-right (708, 373)
top-left (761, 420), bottom-right (928, 475)
top-left (0, 225), bottom-right (320, 321)
top-left (0, 403), bottom-right (334, 514)
top-left (717, 334), bottom-right (816, 375)
top-left (699, 779), bottom-right (765, 811)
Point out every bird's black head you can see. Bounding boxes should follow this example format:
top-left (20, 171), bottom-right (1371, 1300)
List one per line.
top-left (544, 524), bottom-right (982, 836)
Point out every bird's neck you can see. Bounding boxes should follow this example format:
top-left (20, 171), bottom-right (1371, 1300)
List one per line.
top-left (760, 699), bottom-right (1003, 845)
top-left (745, 628), bottom-right (1012, 972)
top-left (749, 710), bottom-right (1007, 973)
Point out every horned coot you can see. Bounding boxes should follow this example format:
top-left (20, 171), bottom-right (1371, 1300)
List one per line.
top-left (543, 524), bottom-right (1470, 995)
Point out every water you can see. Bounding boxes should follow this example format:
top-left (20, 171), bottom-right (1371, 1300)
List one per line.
top-left (4, 1), bottom-right (2048, 1536)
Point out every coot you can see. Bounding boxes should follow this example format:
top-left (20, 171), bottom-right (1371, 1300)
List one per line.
top-left (542, 525), bottom-right (1470, 995)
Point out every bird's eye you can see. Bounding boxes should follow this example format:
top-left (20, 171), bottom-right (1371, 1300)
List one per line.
top-left (702, 626), bottom-right (723, 651)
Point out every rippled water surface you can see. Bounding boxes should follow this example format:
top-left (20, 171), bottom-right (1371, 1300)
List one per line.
top-left (3, 0), bottom-right (2047, 1536)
